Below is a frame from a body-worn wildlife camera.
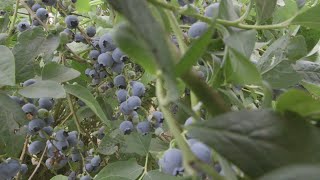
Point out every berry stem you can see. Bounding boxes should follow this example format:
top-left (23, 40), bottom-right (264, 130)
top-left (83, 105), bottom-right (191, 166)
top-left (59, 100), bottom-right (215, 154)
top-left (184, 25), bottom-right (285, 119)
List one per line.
top-left (67, 94), bottom-right (84, 136)
top-left (8, 0), bottom-right (20, 36)
top-left (28, 146), bottom-right (48, 180)
top-left (137, 153), bottom-right (149, 180)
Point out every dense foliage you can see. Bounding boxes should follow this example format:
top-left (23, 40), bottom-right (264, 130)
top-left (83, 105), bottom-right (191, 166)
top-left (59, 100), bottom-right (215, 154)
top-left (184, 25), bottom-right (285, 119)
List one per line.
top-left (1, 0), bottom-right (320, 179)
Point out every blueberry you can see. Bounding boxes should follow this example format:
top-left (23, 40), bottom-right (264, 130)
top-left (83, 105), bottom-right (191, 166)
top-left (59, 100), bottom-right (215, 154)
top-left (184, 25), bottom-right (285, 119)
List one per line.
top-left (188, 22), bottom-right (208, 38)
top-left (119, 120), bottom-right (134, 134)
top-left (99, 33), bottom-right (116, 51)
top-left (74, 33), bottom-right (85, 43)
top-left (90, 155), bottom-right (101, 167)
top-left (126, 96), bottom-right (141, 111)
top-left (204, 3), bottom-right (220, 18)
top-left (20, 164), bottom-right (28, 174)
top-left (190, 142), bottom-right (212, 164)
top-left (17, 22), bottom-right (31, 32)
top-left (38, 97), bottom-right (54, 110)
top-left (36, 8), bottom-right (48, 21)
top-left (85, 163), bottom-right (93, 172)
top-left (39, 126), bottom-right (53, 138)
top-left (151, 111), bottom-right (164, 127)
top-left (10, 96), bottom-right (24, 106)
top-left (44, 115), bottom-right (55, 125)
top-left (184, 117), bottom-right (194, 126)
top-left (99, 71), bottom-right (108, 79)
top-left (28, 141), bottom-right (45, 155)
top-left (91, 37), bottom-right (100, 48)
top-left (65, 15), bottom-right (79, 29)
top-left (80, 175), bottom-right (92, 180)
top-left (86, 26), bottom-right (96, 37)
top-left (53, 140), bottom-right (69, 151)
top-left (55, 129), bottom-right (69, 141)
top-left (71, 152), bottom-right (82, 162)
top-left (88, 70), bottom-right (98, 78)
top-left (180, 5), bottom-right (199, 24)
top-left (120, 102), bottom-right (134, 115)
top-left (42, 0), bottom-right (56, 6)
top-left (116, 89), bottom-right (128, 103)
top-left (0, 159), bottom-right (21, 179)
top-left (68, 171), bottom-right (77, 180)
top-left (22, 103), bottom-right (38, 115)
top-left (158, 148), bottom-right (184, 175)
top-left (130, 81), bottom-right (146, 97)
top-left (136, 121), bottom-right (150, 135)
top-left (92, 78), bottom-right (101, 86)
top-left (112, 48), bottom-right (125, 63)
top-left (32, 19), bottom-right (41, 26)
top-left (97, 126), bottom-right (105, 139)
top-left (178, 0), bottom-right (194, 6)
top-left (111, 62), bottom-right (125, 74)
top-left (85, 68), bottom-right (91, 76)
top-left (63, 28), bottom-right (75, 40)
top-left (296, 0), bottom-right (306, 9)
top-left (67, 131), bottom-right (79, 147)
top-left (31, 3), bottom-right (41, 12)
top-left (113, 75), bottom-right (126, 89)
top-left (22, 79), bottom-right (36, 87)
top-left (56, 155), bottom-right (68, 169)
top-left (26, 0), bottom-right (35, 7)
top-left (97, 53), bottom-right (114, 67)
top-left (89, 50), bottom-right (100, 60)
top-left (45, 158), bottom-right (53, 169)
top-left (28, 119), bottom-right (45, 133)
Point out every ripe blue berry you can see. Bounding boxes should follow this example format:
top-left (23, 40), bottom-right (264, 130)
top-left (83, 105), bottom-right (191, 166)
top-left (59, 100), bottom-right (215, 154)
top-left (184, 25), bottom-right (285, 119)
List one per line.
top-left (55, 129), bottom-right (69, 141)
top-left (39, 126), bottom-right (53, 138)
top-left (53, 140), bottom-right (69, 151)
top-left (99, 33), bottom-right (116, 51)
top-left (68, 171), bottom-right (76, 180)
top-left (184, 117), bottom-right (194, 126)
top-left (71, 152), bottom-right (82, 162)
top-left (178, 0), bottom-right (194, 6)
top-left (130, 81), bottom-right (146, 97)
top-left (10, 96), bottom-right (24, 106)
top-left (136, 121), bottom-right (151, 135)
top-left (80, 175), bottom-right (92, 180)
top-left (42, 0), bottom-right (56, 6)
top-left (204, 3), bottom-right (220, 18)
top-left (190, 142), bottom-right (212, 164)
top-left (188, 22), bottom-right (208, 38)
top-left (97, 53), bottom-right (114, 67)
top-left (22, 79), bottom-right (36, 87)
top-left (20, 164), bottom-right (28, 174)
top-left (65, 15), bottom-right (79, 29)
top-left (91, 155), bottom-right (101, 167)
top-left (180, 5), bottom-right (199, 24)
top-left (99, 71), bottom-right (108, 79)
top-left (74, 33), bottom-right (85, 43)
top-left (151, 111), bottom-right (164, 127)
top-left (89, 50), bottom-right (100, 60)
top-left (28, 141), bottom-right (45, 155)
top-left (111, 62), bottom-right (125, 74)
top-left (119, 120), bottom-right (134, 135)
top-left (31, 3), bottom-right (41, 12)
top-left (127, 96), bottom-right (141, 111)
top-left (116, 89), bottom-right (128, 103)
top-left (88, 70), bottom-right (98, 78)
top-left (22, 103), bottom-right (38, 115)
top-left (28, 119), bottom-right (45, 133)
top-left (17, 22), bottom-right (31, 32)
top-left (159, 148), bottom-right (184, 175)
top-left (36, 8), bottom-right (48, 21)
top-left (45, 158), bottom-right (53, 169)
top-left (0, 159), bottom-right (21, 179)
top-left (38, 97), bottom-right (54, 110)
top-left (86, 26), bottom-right (96, 37)
top-left (112, 48), bottom-right (125, 63)
top-left (85, 163), bottom-right (93, 172)
top-left (113, 75), bottom-right (126, 89)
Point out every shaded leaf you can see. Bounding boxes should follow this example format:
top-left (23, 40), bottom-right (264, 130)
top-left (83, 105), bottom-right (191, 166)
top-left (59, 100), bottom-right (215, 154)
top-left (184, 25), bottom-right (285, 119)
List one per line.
top-left (122, 132), bottom-right (152, 156)
top-left (189, 109), bottom-right (320, 178)
top-left (50, 175), bottom-right (68, 180)
top-left (143, 170), bottom-right (183, 180)
top-left (292, 4), bottom-right (320, 29)
top-left (18, 80), bottom-right (66, 98)
top-left (255, 0), bottom-right (277, 23)
top-left (293, 60), bottom-right (320, 85)
top-left (42, 62), bottom-right (80, 83)
top-left (224, 30), bottom-right (257, 58)
top-left (0, 45), bottom-right (15, 86)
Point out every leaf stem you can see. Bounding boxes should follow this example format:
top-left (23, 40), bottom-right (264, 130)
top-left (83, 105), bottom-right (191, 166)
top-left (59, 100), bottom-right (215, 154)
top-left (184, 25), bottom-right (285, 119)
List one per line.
top-left (67, 94), bottom-right (84, 136)
top-left (230, 0), bottom-right (253, 24)
top-left (138, 153), bottom-right (149, 180)
top-left (8, 0), bottom-right (20, 36)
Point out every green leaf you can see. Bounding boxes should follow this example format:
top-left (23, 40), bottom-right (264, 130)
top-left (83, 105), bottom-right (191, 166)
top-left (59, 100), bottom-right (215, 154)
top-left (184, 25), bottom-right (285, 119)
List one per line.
top-left (98, 135), bottom-right (119, 156)
top-left (95, 159), bottom-right (143, 180)
top-left (292, 4), bottom-right (320, 29)
top-left (272, 0), bottom-right (298, 24)
top-left (286, 35), bottom-right (307, 60)
top-left (188, 109), bottom-right (320, 178)
top-left (64, 84), bottom-right (110, 126)
top-left (255, 0), bottom-right (277, 23)
top-left (301, 81), bottom-right (320, 97)
top-left (258, 164), bottom-right (320, 180)
top-left (218, 0), bottom-right (239, 20)
top-left (18, 80), bottom-right (66, 98)
top-left (262, 60), bottom-right (302, 89)
top-left (0, 45), bottom-right (15, 86)
top-left (0, 92), bottom-right (26, 157)
top-left (13, 27), bottom-right (60, 82)
top-left (122, 132), bottom-right (152, 156)
top-left (225, 48), bottom-right (262, 85)
top-left (50, 175), bottom-right (68, 180)
top-left (293, 60), bottom-right (320, 85)
top-left (112, 23), bottom-right (157, 74)
top-left (75, 0), bottom-right (90, 13)
top-left (175, 23), bottom-right (216, 76)
top-left (0, 0), bottom-right (14, 11)
top-left (276, 89), bottom-right (320, 117)
top-left (143, 170), bottom-right (183, 180)
top-left (224, 30), bottom-right (257, 58)
top-left (42, 62), bottom-right (80, 83)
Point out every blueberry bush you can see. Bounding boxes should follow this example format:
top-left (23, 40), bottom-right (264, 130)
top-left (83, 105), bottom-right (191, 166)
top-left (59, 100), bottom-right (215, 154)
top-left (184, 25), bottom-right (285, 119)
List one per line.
top-left (1, 0), bottom-right (320, 179)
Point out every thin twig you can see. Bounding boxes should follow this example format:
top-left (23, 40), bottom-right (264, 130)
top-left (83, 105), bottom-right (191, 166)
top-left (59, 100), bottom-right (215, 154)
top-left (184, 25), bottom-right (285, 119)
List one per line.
top-left (8, 0), bottom-right (20, 36)
top-left (28, 146), bottom-right (48, 180)
top-left (64, 45), bottom-right (90, 64)
top-left (67, 94), bottom-right (84, 135)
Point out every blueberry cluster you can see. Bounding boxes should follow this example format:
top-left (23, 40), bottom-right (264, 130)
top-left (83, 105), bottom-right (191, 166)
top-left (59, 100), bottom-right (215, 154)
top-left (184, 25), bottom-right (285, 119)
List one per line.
top-left (0, 159), bottom-right (27, 179)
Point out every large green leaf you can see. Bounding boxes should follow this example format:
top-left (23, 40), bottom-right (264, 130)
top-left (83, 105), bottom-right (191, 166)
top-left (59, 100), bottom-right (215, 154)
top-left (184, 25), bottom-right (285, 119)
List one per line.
top-left (50, 175), bottom-right (68, 180)
top-left (13, 27), bottom-right (60, 82)
top-left (262, 60), bottom-right (302, 89)
top-left (18, 80), bottom-right (66, 98)
top-left (254, 0), bottom-right (277, 23)
top-left (122, 132), bottom-right (152, 156)
top-left (224, 30), bottom-right (257, 58)
top-left (95, 159), bottom-right (143, 180)
top-left (292, 4), bottom-right (320, 29)
top-left (143, 170), bottom-right (183, 180)
top-left (64, 84), bottom-right (110, 126)
top-left (75, 0), bottom-right (90, 13)
top-left (258, 164), bottom-right (320, 180)
top-left (276, 89), bottom-right (320, 117)
top-left (0, 92), bottom-right (26, 157)
top-left (301, 81), bottom-right (320, 97)
top-left (188, 109), bottom-right (320, 178)
top-left (0, 45), bottom-right (15, 86)
top-left (293, 60), bottom-right (320, 85)
top-left (0, 0), bottom-right (14, 11)
top-left (42, 62), bottom-right (80, 83)
top-left (175, 22), bottom-right (216, 76)
top-left (225, 48), bottom-right (262, 85)
top-left (218, 0), bottom-right (239, 20)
